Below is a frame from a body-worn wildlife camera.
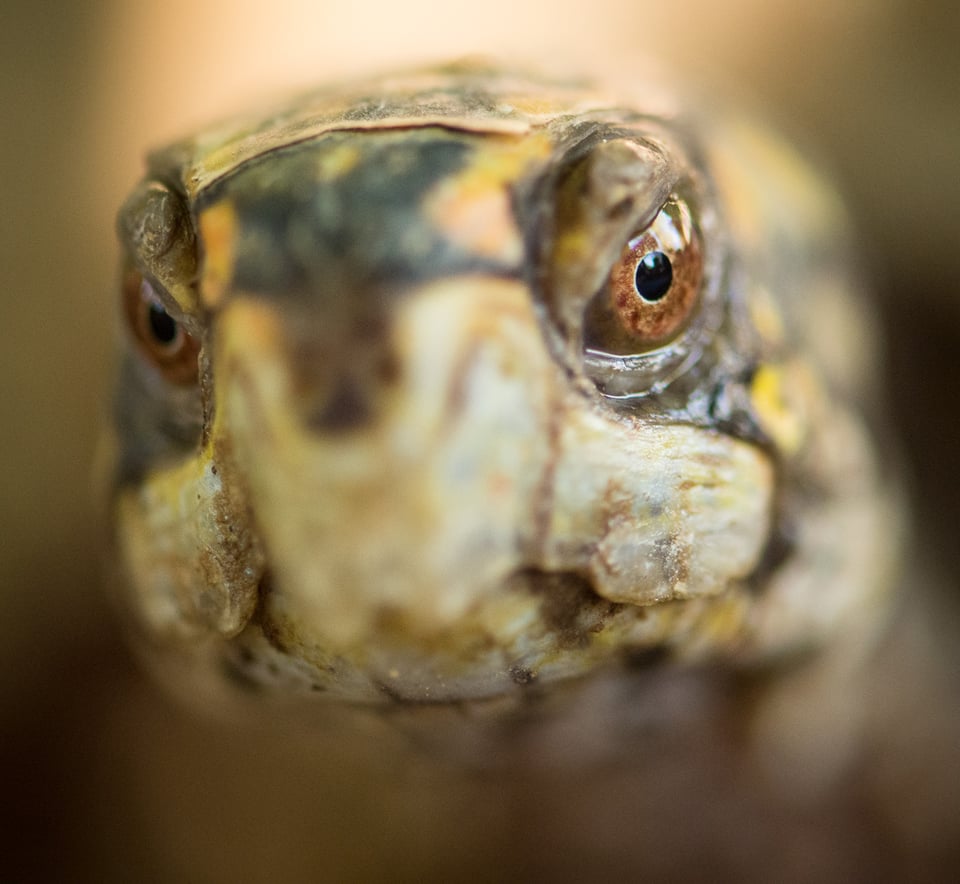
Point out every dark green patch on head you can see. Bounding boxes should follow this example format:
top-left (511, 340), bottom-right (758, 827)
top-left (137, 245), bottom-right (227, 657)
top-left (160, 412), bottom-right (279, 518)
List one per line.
top-left (195, 127), bottom-right (521, 304)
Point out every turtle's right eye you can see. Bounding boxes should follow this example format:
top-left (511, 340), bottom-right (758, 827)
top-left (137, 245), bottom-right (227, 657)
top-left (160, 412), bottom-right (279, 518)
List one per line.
top-left (123, 268), bottom-right (200, 385)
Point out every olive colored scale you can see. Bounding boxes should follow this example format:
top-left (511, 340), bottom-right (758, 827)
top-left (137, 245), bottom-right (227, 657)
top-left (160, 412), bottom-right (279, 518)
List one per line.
top-left (110, 62), bottom-right (900, 705)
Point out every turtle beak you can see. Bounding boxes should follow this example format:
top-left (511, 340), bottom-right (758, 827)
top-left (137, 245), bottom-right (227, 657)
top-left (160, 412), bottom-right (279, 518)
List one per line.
top-left (211, 275), bottom-right (558, 649)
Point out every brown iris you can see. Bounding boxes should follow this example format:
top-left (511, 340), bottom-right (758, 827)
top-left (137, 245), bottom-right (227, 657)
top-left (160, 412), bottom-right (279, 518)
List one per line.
top-left (122, 268), bottom-right (200, 385)
top-left (583, 196), bottom-right (702, 355)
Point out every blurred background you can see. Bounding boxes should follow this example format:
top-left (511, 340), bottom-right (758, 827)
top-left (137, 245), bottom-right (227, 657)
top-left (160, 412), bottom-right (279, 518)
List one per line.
top-left (2, 1), bottom-right (958, 880)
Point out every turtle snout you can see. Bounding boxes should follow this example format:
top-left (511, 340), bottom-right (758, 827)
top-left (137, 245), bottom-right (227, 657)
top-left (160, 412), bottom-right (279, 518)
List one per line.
top-left (212, 276), bottom-right (557, 648)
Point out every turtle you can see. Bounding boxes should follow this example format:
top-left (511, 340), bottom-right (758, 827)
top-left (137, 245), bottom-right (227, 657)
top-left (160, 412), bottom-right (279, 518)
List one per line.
top-left (107, 60), bottom-right (901, 710)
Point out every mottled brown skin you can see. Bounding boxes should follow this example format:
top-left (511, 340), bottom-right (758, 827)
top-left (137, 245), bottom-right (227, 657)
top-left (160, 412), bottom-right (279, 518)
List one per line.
top-left (109, 63), bottom-right (899, 708)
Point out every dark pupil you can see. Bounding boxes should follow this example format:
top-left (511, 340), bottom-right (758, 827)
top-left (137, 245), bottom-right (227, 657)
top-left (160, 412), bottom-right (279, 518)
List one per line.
top-left (634, 251), bottom-right (673, 302)
top-left (147, 301), bottom-right (179, 345)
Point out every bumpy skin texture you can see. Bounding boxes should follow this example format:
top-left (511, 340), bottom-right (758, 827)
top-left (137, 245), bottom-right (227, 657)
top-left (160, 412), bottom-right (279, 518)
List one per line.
top-left (111, 63), bottom-right (899, 705)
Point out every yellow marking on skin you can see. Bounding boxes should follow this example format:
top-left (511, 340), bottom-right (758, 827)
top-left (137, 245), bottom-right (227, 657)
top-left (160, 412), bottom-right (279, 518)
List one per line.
top-left (424, 133), bottom-right (551, 264)
top-left (553, 226), bottom-right (592, 268)
top-left (198, 201), bottom-right (238, 310)
top-left (749, 286), bottom-right (786, 350)
top-left (751, 362), bottom-right (812, 457)
top-left (219, 295), bottom-right (285, 352)
top-left (213, 296), bottom-right (291, 439)
top-left (316, 142), bottom-right (361, 180)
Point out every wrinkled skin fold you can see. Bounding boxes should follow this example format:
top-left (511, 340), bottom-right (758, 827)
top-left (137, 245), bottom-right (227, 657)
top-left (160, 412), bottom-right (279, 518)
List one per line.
top-left (110, 63), bottom-right (900, 704)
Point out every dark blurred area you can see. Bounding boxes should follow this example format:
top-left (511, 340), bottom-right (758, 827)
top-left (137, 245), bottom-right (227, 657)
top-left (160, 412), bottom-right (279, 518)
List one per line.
top-left (1, 1), bottom-right (958, 881)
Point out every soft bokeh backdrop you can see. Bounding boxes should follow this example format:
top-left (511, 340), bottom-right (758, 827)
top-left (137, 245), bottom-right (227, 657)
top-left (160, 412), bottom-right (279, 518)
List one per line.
top-left (2, 1), bottom-right (958, 880)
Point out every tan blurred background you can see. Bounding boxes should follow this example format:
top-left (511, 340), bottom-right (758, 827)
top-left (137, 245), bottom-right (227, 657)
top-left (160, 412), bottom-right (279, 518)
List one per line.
top-left (2, 1), bottom-right (958, 881)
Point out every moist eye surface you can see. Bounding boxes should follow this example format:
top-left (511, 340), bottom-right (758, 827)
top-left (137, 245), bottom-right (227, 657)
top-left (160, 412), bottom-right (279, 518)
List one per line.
top-left (582, 195), bottom-right (703, 358)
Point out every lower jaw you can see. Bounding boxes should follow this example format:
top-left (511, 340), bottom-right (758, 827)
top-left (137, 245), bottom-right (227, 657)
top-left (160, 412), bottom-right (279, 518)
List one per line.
top-left (209, 567), bottom-right (754, 705)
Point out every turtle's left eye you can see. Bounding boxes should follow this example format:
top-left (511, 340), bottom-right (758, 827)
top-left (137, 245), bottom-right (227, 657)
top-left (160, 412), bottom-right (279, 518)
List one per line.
top-left (123, 268), bottom-right (200, 385)
top-left (583, 196), bottom-right (702, 357)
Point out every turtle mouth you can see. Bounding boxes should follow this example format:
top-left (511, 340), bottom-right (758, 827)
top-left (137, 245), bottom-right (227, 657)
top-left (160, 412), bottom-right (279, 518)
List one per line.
top-left (232, 567), bottom-right (625, 701)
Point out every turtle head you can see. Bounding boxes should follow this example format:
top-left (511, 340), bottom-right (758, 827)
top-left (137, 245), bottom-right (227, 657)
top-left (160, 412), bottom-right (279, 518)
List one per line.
top-left (110, 67), bottom-right (899, 703)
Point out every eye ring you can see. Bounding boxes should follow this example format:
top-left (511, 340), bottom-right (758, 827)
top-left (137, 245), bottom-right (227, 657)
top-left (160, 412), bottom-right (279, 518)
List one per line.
top-left (122, 268), bottom-right (200, 385)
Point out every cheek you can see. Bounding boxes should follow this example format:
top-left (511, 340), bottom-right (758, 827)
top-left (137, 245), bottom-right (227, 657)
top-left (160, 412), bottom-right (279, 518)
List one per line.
top-left (111, 348), bottom-right (204, 484)
top-left (541, 411), bottom-right (775, 605)
top-left (114, 448), bottom-right (264, 639)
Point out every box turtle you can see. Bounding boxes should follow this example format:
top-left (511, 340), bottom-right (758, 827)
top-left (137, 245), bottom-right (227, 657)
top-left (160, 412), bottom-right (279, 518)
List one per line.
top-left (108, 61), bottom-right (900, 709)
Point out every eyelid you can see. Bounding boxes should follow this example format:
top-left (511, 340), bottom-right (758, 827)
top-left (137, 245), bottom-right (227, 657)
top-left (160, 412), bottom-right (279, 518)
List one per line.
top-left (543, 135), bottom-right (680, 341)
top-left (116, 178), bottom-right (200, 324)
top-left (124, 260), bottom-right (201, 339)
